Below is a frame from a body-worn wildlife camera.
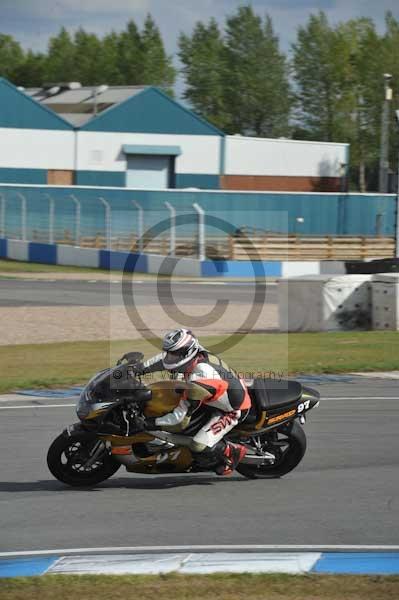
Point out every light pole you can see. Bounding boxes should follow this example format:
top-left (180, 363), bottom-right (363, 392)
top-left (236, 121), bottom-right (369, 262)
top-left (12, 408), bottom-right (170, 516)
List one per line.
top-left (379, 73), bottom-right (393, 193)
top-left (395, 110), bottom-right (399, 257)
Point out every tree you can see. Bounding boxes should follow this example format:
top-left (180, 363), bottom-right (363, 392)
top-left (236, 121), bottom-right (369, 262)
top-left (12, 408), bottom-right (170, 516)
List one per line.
top-left (222, 6), bottom-right (291, 135)
top-left (45, 27), bottom-right (77, 82)
top-left (117, 20), bottom-right (144, 85)
top-left (336, 18), bottom-right (384, 191)
top-left (0, 34), bottom-right (25, 83)
top-left (141, 14), bottom-right (175, 94)
top-left (97, 32), bottom-right (124, 85)
top-left (292, 12), bottom-right (391, 190)
top-left (381, 12), bottom-right (399, 188)
top-left (179, 19), bottom-right (226, 128)
top-left (13, 50), bottom-right (46, 87)
top-left (73, 29), bottom-right (103, 85)
top-left (292, 12), bottom-right (345, 141)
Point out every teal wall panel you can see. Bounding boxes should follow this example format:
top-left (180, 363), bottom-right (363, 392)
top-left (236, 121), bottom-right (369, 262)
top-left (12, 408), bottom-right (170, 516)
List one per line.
top-left (0, 78), bottom-right (72, 130)
top-left (0, 168), bottom-right (47, 184)
top-left (81, 87), bottom-right (223, 136)
top-left (175, 174), bottom-right (220, 189)
top-left (75, 171), bottom-right (125, 187)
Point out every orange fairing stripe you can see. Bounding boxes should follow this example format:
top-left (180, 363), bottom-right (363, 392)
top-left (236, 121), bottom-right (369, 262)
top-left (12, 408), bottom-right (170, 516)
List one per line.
top-left (111, 446), bottom-right (132, 455)
top-left (196, 379), bottom-right (229, 403)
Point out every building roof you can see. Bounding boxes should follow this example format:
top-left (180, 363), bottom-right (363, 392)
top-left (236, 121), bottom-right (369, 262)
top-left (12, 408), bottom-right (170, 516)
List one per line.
top-left (25, 85), bottom-right (147, 125)
top-left (0, 78), bottom-right (73, 130)
top-left (24, 83), bottom-right (224, 136)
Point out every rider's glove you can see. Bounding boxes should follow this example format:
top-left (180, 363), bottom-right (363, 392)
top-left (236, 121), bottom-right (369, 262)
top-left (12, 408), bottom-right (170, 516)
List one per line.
top-left (132, 362), bottom-right (146, 376)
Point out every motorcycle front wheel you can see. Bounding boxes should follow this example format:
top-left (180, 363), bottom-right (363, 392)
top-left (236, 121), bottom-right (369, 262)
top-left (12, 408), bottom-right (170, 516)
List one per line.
top-left (47, 432), bottom-right (121, 487)
top-left (236, 421), bottom-right (307, 479)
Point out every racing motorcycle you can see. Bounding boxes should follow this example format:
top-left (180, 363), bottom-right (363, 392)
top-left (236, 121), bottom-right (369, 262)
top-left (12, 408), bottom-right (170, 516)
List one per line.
top-left (47, 352), bottom-right (320, 487)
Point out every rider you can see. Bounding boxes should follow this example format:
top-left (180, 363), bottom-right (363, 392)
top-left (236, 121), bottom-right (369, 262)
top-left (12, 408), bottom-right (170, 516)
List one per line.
top-left (133, 329), bottom-right (250, 476)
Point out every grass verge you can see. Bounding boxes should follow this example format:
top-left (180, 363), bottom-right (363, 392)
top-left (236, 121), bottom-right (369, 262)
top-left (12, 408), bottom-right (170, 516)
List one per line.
top-left (0, 258), bottom-right (108, 274)
top-left (0, 258), bottom-right (162, 278)
top-left (0, 331), bottom-right (398, 393)
top-left (1, 573), bottom-right (399, 600)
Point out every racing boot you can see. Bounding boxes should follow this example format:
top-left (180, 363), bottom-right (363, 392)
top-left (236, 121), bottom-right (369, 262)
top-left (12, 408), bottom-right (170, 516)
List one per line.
top-left (215, 442), bottom-right (247, 476)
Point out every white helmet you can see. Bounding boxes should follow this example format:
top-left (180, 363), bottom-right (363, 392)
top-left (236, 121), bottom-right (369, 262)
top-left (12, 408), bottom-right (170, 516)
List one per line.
top-left (162, 328), bottom-right (200, 371)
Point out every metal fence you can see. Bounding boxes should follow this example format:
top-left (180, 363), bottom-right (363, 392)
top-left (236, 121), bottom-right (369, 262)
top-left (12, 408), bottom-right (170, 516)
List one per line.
top-left (0, 185), bottom-right (397, 259)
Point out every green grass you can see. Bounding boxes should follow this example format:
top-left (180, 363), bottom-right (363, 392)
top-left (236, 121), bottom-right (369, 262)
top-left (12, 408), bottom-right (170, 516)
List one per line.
top-left (0, 573), bottom-right (398, 600)
top-left (0, 258), bottom-right (160, 277)
top-left (0, 258), bottom-right (106, 274)
top-left (0, 331), bottom-right (398, 393)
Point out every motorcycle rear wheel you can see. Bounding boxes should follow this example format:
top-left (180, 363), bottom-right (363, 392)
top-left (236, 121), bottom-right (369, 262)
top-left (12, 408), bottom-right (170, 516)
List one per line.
top-left (236, 421), bottom-right (307, 479)
top-left (47, 432), bottom-right (121, 487)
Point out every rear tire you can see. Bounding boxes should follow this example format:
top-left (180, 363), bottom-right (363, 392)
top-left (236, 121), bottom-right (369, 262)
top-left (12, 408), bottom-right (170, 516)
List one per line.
top-left (236, 421), bottom-right (307, 479)
top-left (47, 432), bottom-right (121, 487)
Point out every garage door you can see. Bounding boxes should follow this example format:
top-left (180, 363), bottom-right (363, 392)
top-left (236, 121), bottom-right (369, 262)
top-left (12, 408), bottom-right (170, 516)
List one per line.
top-left (126, 155), bottom-right (170, 189)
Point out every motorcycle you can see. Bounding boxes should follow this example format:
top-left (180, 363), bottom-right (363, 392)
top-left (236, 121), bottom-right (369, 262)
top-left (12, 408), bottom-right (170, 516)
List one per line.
top-left (47, 352), bottom-right (320, 487)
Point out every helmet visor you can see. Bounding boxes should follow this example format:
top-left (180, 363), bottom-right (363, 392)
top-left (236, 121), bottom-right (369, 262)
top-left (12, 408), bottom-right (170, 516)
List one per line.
top-left (163, 349), bottom-right (187, 367)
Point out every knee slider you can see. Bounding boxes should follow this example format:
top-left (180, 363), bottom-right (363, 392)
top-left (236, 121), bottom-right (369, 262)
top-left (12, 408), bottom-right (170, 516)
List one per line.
top-left (189, 440), bottom-right (208, 453)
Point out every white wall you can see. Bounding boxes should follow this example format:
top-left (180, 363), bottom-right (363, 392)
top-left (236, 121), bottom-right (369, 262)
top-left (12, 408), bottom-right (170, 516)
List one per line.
top-left (0, 128), bottom-right (75, 170)
top-left (76, 132), bottom-right (221, 175)
top-left (224, 136), bottom-right (349, 177)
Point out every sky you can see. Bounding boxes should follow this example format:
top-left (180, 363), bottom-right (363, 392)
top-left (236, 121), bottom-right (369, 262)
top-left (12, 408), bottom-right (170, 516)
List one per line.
top-left (1, 0), bottom-right (398, 56)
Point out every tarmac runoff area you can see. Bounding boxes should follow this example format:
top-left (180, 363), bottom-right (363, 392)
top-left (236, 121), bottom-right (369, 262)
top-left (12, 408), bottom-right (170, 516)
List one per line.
top-left (0, 279), bottom-right (278, 344)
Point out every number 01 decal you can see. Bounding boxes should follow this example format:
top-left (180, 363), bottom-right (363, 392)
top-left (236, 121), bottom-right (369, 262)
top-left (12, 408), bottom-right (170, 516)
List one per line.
top-left (297, 399), bottom-right (311, 413)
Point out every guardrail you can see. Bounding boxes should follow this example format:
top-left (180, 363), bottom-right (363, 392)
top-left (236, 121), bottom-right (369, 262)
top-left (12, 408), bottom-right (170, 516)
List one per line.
top-left (25, 231), bottom-right (395, 261)
top-left (230, 235), bottom-right (395, 260)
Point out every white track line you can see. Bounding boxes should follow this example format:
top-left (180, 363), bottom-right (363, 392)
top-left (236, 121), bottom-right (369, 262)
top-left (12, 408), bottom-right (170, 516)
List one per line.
top-left (1, 545), bottom-right (399, 558)
top-left (0, 397), bottom-right (77, 403)
top-left (323, 397), bottom-right (399, 400)
top-left (1, 396), bottom-right (398, 410)
top-left (0, 403), bottom-right (75, 410)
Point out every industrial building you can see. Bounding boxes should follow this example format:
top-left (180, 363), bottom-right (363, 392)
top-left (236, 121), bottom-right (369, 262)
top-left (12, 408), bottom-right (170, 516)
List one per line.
top-left (0, 78), bottom-right (348, 191)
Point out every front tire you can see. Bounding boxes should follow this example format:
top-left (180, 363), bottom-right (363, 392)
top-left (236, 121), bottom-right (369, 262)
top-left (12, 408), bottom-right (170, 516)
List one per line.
top-left (236, 421), bottom-right (307, 479)
top-left (47, 432), bottom-right (121, 487)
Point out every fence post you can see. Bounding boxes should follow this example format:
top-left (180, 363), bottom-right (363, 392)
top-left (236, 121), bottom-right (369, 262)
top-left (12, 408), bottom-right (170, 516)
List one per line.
top-left (193, 202), bottom-right (205, 261)
top-left (45, 194), bottom-right (55, 244)
top-left (16, 192), bottom-right (27, 241)
top-left (375, 213), bottom-right (383, 237)
top-left (70, 194), bottom-right (81, 246)
top-left (132, 200), bottom-right (144, 252)
top-left (0, 193), bottom-right (5, 238)
top-left (99, 197), bottom-right (111, 250)
top-left (164, 201), bottom-right (176, 256)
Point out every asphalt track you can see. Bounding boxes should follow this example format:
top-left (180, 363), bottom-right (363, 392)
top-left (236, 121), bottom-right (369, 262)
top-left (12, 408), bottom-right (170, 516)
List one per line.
top-left (0, 279), bottom-right (277, 307)
top-left (1, 377), bottom-right (398, 552)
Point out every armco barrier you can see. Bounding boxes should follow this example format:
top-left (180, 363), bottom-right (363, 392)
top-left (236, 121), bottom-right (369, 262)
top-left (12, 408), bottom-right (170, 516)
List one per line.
top-left (0, 237), bottom-right (351, 278)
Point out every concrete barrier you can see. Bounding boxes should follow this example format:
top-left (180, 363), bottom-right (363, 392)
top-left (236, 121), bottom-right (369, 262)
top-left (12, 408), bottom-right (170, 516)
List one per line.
top-left (279, 275), bottom-right (372, 332)
top-left (372, 273), bottom-right (399, 330)
top-left (0, 237), bottom-right (366, 278)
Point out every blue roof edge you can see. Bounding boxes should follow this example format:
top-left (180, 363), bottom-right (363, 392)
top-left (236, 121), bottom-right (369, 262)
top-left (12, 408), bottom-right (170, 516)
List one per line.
top-left (78, 85), bottom-right (224, 136)
top-left (151, 87), bottom-right (225, 137)
top-left (0, 77), bottom-right (74, 130)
